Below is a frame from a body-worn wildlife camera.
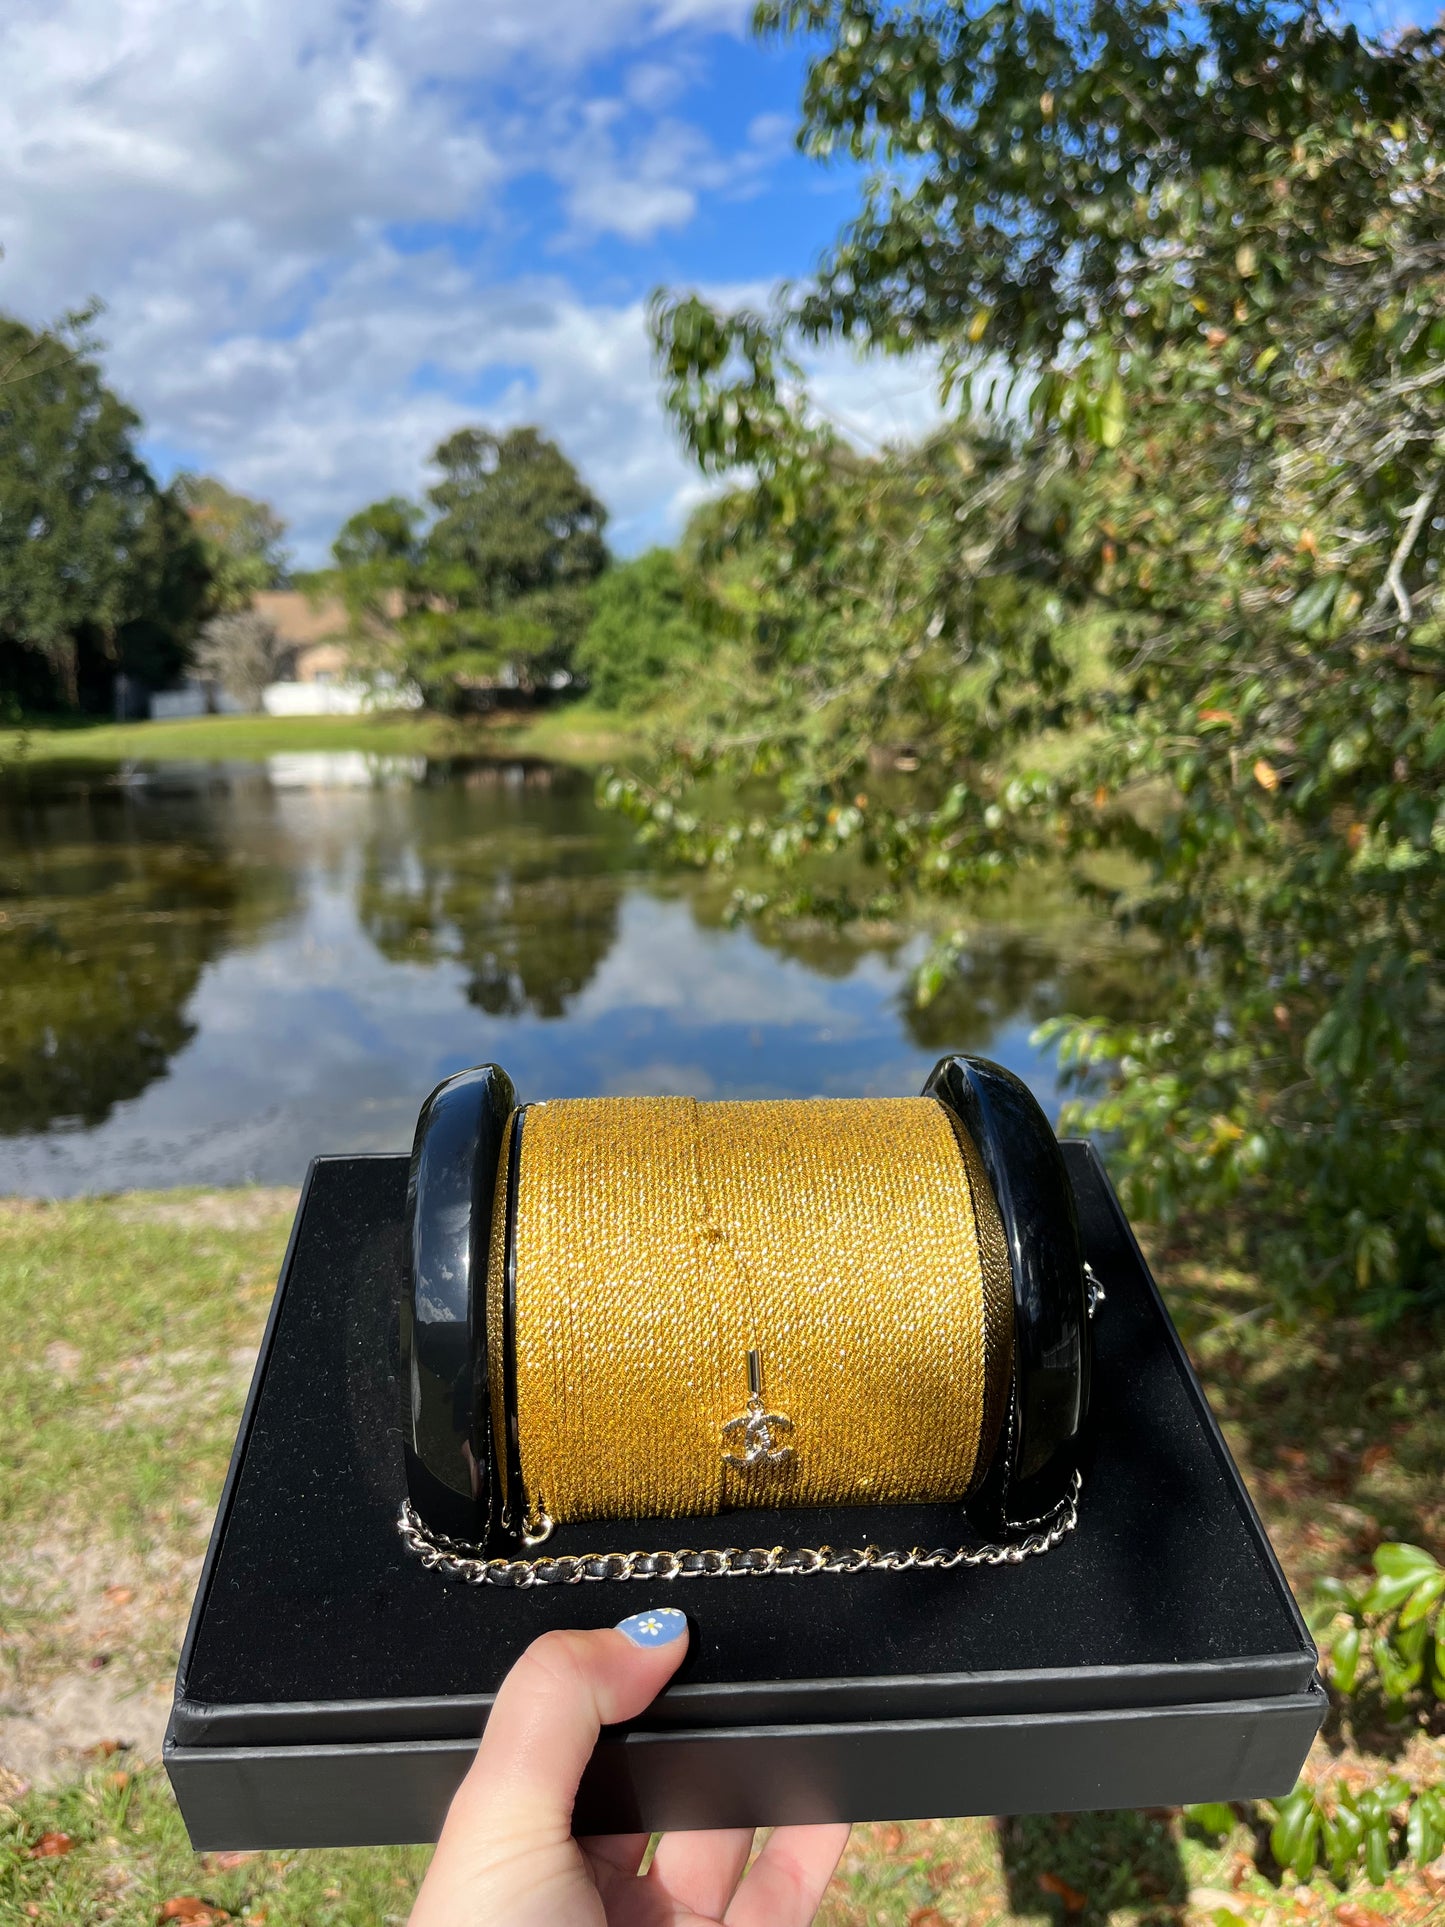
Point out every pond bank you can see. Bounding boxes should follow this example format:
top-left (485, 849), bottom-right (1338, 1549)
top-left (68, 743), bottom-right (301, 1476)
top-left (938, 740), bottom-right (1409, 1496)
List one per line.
top-left (0, 703), bottom-right (646, 772)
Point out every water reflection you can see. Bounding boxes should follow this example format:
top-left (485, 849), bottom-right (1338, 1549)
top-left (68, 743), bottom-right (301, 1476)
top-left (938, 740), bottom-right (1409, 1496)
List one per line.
top-left (0, 768), bottom-right (294, 1136)
top-left (356, 761), bottom-right (631, 1019)
top-left (0, 753), bottom-right (1140, 1195)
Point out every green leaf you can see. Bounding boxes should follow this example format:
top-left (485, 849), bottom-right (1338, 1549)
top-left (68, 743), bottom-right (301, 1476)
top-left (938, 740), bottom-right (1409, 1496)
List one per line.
top-left (1185, 1802), bottom-right (1236, 1838)
top-left (1374, 1543), bottom-right (1441, 1582)
top-left (1374, 1637), bottom-right (1421, 1701)
top-left (1329, 1622), bottom-right (1362, 1694)
top-left (1363, 1571), bottom-right (1426, 1614)
top-left (1270, 1788), bottom-right (1317, 1876)
top-left (1290, 1806), bottom-right (1321, 1881)
top-left (1364, 1817), bottom-right (1392, 1885)
top-left (1325, 1803), bottom-right (1364, 1880)
top-left (1395, 1615), bottom-right (1430, 1665)
top-left (1407, 1790), bottom-right (1445, 1865)
top-left (1289, 576), bottom-right (1339, 632)
top-left (1098, 376), bottom-right (1127, 450)
top-left (1398, 1570), bottom-right (1445, 1627)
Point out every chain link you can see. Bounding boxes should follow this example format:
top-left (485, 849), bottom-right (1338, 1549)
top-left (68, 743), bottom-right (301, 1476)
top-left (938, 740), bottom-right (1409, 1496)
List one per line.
top-left (396, 1468), bottom-right (1081, 1588)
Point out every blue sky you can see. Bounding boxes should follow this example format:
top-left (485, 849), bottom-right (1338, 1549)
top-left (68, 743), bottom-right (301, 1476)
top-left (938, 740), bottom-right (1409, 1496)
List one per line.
top-left (0, 0), bottom-right (1432, 565)
top-left (0, 0), bottom-right (942, 565)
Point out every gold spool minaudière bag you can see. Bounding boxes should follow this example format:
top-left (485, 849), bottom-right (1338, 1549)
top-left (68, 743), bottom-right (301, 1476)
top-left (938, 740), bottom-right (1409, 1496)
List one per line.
top-left (397, 1053), bottom-right (1092, 1585)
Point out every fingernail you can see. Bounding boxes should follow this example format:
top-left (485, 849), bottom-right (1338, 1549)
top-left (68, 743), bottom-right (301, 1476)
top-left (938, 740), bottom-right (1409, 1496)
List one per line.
top-left (614, 1606), bottom-right (688, 1648)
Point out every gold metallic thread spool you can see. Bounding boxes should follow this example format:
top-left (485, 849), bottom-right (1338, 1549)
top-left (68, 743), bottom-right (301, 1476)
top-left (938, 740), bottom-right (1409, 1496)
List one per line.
top-left (487, 1094), bottom-right (1014, 1532)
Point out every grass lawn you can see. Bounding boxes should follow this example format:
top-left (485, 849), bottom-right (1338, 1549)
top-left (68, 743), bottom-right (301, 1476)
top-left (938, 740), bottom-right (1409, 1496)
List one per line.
top-left (1, 1190), bottom-right (1441, 1925)
top-left (0, 703), bottom-right (646, 773)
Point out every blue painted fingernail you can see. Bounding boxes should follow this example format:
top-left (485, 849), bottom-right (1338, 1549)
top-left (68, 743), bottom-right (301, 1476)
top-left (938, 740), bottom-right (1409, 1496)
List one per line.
top-left (615, 1606), bottom-right (688, 1648)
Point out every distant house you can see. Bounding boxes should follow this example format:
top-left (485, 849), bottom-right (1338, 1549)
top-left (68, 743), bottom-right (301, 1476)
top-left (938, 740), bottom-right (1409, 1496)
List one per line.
top-left (251, 588), bottom-right (420, 717)
top-left (144, 587), bottom-right (418, 719)
top-left (252, 590), bottom-right (355, 684)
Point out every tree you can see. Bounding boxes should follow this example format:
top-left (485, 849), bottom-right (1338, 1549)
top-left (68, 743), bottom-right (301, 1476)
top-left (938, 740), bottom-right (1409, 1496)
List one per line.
top-left (193, 610), bottom-right (287, 711)
top-left (174, 473), bottom-right (289, 613)
top-left (331, 497), bottom-right (424, 632)
top-left (0, 310), bottom-right (209, 709)
top-left (639, 2), bottom-right (1445, 1313)
top-left (328, 428), bottom-right (610, 710)
top-left (575, 548), bottom-right (710, 711)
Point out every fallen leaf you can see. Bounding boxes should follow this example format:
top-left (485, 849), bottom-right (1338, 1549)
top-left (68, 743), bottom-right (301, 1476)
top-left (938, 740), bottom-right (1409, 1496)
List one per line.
top-left (1346, 821), bottom-right (1366, 852)
top-left (205, 1851), bottom-right (255, 1871)
top-left (28, 1831), bottom-right (74, 1858)
top-left (84, 1738), bottom-right (123, 1760)
top-left (108, 1771), bottom-right (130, 1791)
top-left (907, 1912), bottom-right (948, 1927)
top-left (1279, 1447), bottom-right (1308, 1471)
top-left (1424, 1852), bottom-right (1445, 1897)
top-left (159, 1899), bottom-right (228, 1925)
top-left (1333, 1907), bottom-right (1387, 1927)
top-left (1038, 1871), bottom-right (1087, 1912)
top-left (1361, 1444), bottom-right (1392, 1474)
top-left (322, 1887), bottom-right (342, 1901)
top-left (878, 1823), bottom-right (904, 1853)
top-left (88, 1653), bottom-right (112, 1671)
top-left (1253, 758), bottom-right (1280, 792)
top-left (103, 1585), bottom-right (135, 1606)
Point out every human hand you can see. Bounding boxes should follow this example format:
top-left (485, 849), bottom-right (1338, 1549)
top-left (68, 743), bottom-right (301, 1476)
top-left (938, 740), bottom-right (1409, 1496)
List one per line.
top-left (409, 1607), bottom-right (849, 1926)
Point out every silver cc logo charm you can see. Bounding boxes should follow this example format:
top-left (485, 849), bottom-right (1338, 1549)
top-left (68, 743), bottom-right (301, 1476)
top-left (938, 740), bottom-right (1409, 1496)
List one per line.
top-left (722, 1349), bottom-right (794, 1469)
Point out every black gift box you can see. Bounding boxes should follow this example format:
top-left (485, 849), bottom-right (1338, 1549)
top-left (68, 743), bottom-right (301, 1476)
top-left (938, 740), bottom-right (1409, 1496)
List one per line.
top-left (165, 1145), bottom-right (1323, 1850)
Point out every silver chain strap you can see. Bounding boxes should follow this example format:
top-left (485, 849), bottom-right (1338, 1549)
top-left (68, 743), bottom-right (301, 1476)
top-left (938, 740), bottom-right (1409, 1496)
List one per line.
top-left (396, 1468), bottom-right (1081, 1588)
top-left (401, 1263), bottom-right (1102, 1588)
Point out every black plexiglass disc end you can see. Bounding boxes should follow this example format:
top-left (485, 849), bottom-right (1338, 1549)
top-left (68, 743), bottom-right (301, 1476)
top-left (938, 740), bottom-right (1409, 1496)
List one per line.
top-left (400, 1064), bottom-right (516, 1543)
top-left (925, 1053), bottom-right (1090, 1533)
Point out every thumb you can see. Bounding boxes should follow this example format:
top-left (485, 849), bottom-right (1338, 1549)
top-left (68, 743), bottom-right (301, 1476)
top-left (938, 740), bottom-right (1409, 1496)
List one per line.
top-left (451, 1608), bottom-right (690, 1838)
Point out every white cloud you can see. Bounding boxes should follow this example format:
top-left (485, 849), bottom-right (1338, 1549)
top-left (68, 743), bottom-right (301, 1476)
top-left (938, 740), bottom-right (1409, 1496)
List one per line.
top-left (0, 0), bottom-right (943, 565)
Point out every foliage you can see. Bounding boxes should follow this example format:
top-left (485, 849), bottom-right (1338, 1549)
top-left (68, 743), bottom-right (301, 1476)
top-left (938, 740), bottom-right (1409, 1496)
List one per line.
top-left (1189, 1778), bottom-right (1445, 1890)
top-left (0, 310), bottom-right (210, 711)
top-left (330, 495), bottom-right (423, 633)
top-left (1312, 1541), bottom-right (1445, 1708)
top-left (1176, 1543), bottom-right (1445, 1891)
top-left (192, 609), bottom-right (287, 710)
top-left (575, 547), bottom-right (711, 711)
top-left (173, 472), bottom-right (288, 613)
top-left (330, 427), bottom-right (609, 710)
top-left (639, 0), bottom-right (1445, 1313)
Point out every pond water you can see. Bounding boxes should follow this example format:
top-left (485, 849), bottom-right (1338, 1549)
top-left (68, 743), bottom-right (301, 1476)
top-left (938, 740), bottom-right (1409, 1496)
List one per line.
top-left (0, 752), bottom-right (1135, 1195)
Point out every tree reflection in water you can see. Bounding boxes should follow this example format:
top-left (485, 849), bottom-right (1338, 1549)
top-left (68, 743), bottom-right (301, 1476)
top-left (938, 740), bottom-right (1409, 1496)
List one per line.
top-left (0, 764), bottom-right (294, 1135)
top-left (355, 759), bottom-right (634, 1020)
